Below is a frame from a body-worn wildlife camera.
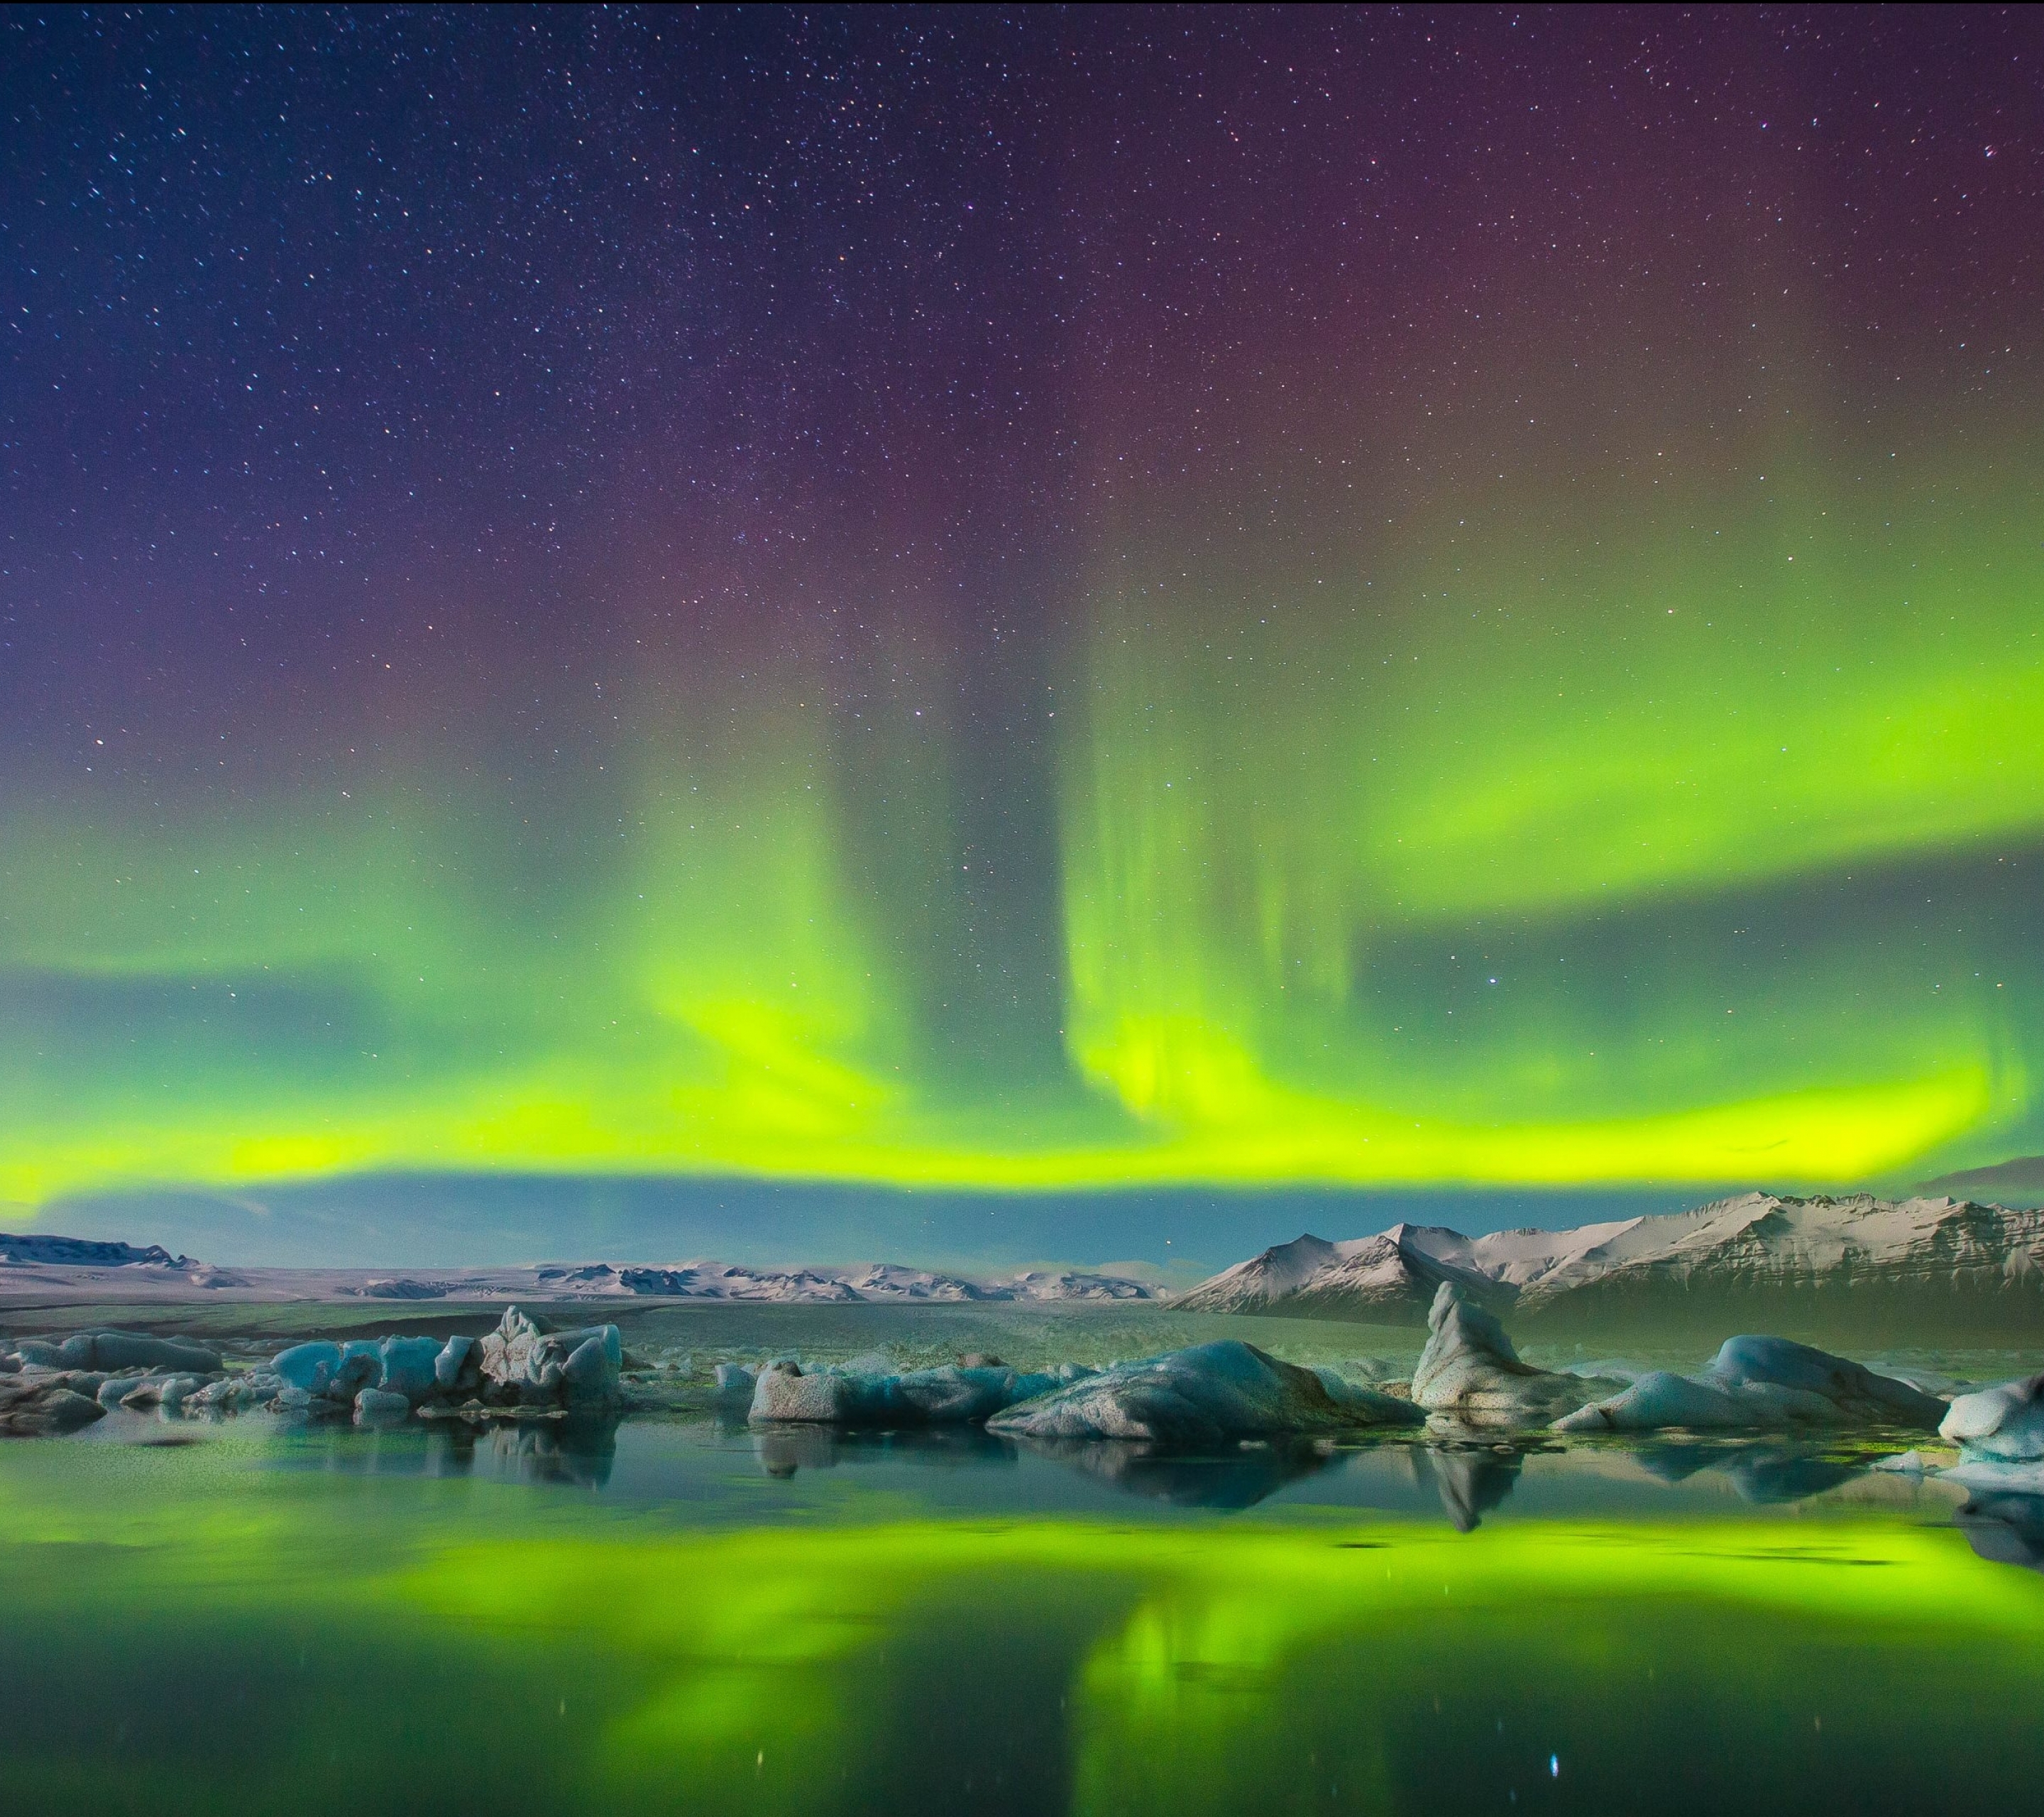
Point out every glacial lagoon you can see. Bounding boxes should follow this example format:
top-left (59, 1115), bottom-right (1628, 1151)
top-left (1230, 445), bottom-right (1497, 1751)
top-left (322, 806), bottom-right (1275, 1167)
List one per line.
top-left (5, 1306), bottom-right (2044, 1816)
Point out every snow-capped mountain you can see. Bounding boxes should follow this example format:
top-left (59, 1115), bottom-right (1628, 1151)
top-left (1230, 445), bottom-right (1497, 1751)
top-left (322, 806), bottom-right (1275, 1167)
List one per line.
top-left (521, 1260), bottom-right (1157, 1303)
top-left (1177, 1193), bottom-right (2044, 1334)
top-left (0, 1239), bottom-right (1158, 1306)
top-left (0, 1232), bottom-right (197, 1270)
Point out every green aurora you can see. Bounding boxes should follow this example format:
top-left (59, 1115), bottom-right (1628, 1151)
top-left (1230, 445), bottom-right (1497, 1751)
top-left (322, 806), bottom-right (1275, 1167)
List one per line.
top-left (5, 410), bottom-right (2041, 1204)
top-left (7, 7), bottom-right (2044, 1214)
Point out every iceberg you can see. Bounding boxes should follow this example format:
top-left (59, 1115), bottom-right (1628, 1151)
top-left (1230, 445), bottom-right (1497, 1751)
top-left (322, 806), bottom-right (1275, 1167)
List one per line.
top-left (1554, 1336), bottom-right (1947, 1433)
top-left (434, 1335), bottom-right (480, 1394)
top-left (264, 1308), bottom-right (623, 1415)
top-left (1402, 1281), bottom-right (1944, 1433)
top-left (50, 1331), bottom-right (221, 1375)
top-left (0, 1379), bottom-right (108, 1434)
top-left (984, 1340), bottom-right (1421, 1445)
top-left (373, 1336), bottom-right (444, 1402)
top-left (1411, 1285), bottom-right (1625, 1429)
top-left (273, 1341), bottom-right (344, 1395)
top-left (478, 1306), bottom-right (623, 1407)
top-left (1940, 1373), bottom-right (2044, 1461)
top-left (713, 1362), bottom-right (757, 1404)
top-left (748, 1361), bottom-right (1064, 1427)
top-left (1939, 1373), bottom-right (2044, 1491)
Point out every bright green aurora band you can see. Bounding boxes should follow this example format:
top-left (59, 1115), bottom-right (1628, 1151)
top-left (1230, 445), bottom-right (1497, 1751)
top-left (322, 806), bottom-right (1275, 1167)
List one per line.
top-left (8, 8), bottom-right (2044, 1215)
top-left (5, 407), bottom-right (2041, 1205)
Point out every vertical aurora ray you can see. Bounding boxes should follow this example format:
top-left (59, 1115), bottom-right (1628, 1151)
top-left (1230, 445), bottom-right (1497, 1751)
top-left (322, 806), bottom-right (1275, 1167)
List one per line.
top-left (6, 7), bottom-right (2044, 1208)
top-left (1057, 416), bottom-right (2044, 1183)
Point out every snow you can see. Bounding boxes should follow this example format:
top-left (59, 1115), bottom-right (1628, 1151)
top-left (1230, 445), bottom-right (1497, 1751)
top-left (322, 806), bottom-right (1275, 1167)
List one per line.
top-left (0, 1239), bottom-right (1159, 1306)
top-left (1180, 1192), bottom-right (2044, 1319)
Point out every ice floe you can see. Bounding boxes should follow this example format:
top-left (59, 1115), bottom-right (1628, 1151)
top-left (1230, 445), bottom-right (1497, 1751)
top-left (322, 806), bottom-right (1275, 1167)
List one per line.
top-left (985, 1339), bottom-right (1422, 1444)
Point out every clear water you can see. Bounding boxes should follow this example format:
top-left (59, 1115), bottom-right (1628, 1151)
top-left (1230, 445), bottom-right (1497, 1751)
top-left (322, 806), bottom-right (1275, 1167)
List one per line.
top-left (5, 1305), bottom-right (2043, 1816)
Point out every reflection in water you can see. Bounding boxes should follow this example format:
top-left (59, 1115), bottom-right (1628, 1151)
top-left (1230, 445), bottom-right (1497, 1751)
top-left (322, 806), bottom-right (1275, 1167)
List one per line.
top-left (488, 1415), bottom-right (619, 1488)
top-left (288, 1413), bottom-right (623, 1487)
top-left (738, 1420), bottom-right (1925, 1527)
top-left (1956, 1491), bottom-right (2044, 1573)
top-left (1632, 1439), bottom-right (1869, 1505)
top-left (1412, 1444), bottom-right (1524, 1531)
top-left (1016, 1437), bottom-right (1339, 1509)
top-left (751, 1423), bottom-right (1020, 1478)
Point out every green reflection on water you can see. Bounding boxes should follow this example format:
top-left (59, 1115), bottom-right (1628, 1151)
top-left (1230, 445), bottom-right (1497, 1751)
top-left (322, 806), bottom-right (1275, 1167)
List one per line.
top-left (2, 1435), bottom-right (2042, 1817)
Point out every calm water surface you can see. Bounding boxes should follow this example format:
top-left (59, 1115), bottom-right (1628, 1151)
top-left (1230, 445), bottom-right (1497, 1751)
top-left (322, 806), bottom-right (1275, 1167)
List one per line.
top-left (4, 1399), bottom-right (2044, 1817)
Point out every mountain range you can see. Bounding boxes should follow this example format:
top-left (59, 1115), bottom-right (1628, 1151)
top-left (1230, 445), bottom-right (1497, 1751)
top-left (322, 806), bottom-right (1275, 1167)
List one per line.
top-left (1177, 1193), bottom-right (2044, 1338)
top-left (0, 1238), bottom-right (1157, 1307)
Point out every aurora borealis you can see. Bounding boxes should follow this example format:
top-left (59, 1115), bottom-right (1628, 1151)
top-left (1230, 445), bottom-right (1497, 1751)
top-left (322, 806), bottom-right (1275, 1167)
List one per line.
top-left (5, 6), bottom-right (2044, 1221)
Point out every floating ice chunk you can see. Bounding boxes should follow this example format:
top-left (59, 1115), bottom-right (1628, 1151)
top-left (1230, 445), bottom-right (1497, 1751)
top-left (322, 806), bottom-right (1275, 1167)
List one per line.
top-left (1944, 1456), bottom-right (2044, 1493)
top-left (434, 1335), bottom-right (480, 1394)
top-left (0, 1385), bottom-right (106, 1434)
top-left (1705, 1336), bottom-right (1946, 1427)
top-left (479, 1307), bottom-right (622, 1406)
top-left (331, 1340), bottom-right (383, 1400)
top-left (373, 1336), bottom-right (444, 1402)
top-left (1412, 1285), bottom-right (1626, 1429)
top-left (713, 1362), bottom-right (757, 1402)
top-left (354, 1387), bottom-right (412, 1422)
top-left (1552, 1370), bottom-right (1759, 1433)
top-left (894, 1366), bottom-right (1062, 1424)
top-left (1312, 1364), bottom-right (1415, 1420)
top-left (560, 1334), bottom-right (616, 1396)
top-left (747, 1360), bottom-right (1067, 1427)
top-left (749, 1362), bottom-right (859, 1423)
top-left (273, 1341), bottom-right (344, 1395)
top-left (55, 1332), bottom-right (221, 1374)
top-left (987, 1340), bottom-right (1422, 1445)
top-left (1556, 1336), bottom-right (1947, 1433)
top-left (153, 1374), bottom-right (204, 1413)
top-left (187, 1376), bottom-right (257, 1413)
top-left (1940, 1374), bottom-right (2044, 1462)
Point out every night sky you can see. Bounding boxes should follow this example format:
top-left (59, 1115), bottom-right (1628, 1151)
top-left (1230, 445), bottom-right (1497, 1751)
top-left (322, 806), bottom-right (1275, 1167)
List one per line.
top-left (5, 7), bottom-right (2043, 1256)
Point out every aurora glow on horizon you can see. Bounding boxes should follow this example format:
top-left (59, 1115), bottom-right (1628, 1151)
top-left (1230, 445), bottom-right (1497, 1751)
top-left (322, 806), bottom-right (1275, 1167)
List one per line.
top-left (5, 7), bottom-right (2043, 1214)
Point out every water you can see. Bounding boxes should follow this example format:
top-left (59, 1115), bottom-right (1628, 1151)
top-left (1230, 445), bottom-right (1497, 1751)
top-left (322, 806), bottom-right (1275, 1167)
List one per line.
top-left (5, 1309), bottom-right (2044, 1816)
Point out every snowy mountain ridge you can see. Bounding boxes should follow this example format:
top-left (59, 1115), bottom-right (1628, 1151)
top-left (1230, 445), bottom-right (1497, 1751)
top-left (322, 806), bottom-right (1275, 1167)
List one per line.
top-left (1177, 1192), bottom-right (2044, 1330)
top-left (0, 1236), bottom-right (1158, 1305)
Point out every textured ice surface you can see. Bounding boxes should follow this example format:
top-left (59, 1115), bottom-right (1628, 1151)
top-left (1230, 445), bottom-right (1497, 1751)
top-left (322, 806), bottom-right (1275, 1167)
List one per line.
top-left (1557, 1337), bottom-right (1947, 1433)
top-left (986, 1339), bottom-right (1421, 1444)
top-left (1941, 1374), bottom-right (2044, 1461)
top-left (749, 1361), bottom-right (1064, 1425)
top-left (1411, 1285), bottom-right (1625, 1428)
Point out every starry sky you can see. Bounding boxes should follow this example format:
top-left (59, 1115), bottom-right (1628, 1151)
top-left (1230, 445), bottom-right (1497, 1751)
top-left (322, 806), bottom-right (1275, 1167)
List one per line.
top-left (5, 6), bottom-right (2044, 1259)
